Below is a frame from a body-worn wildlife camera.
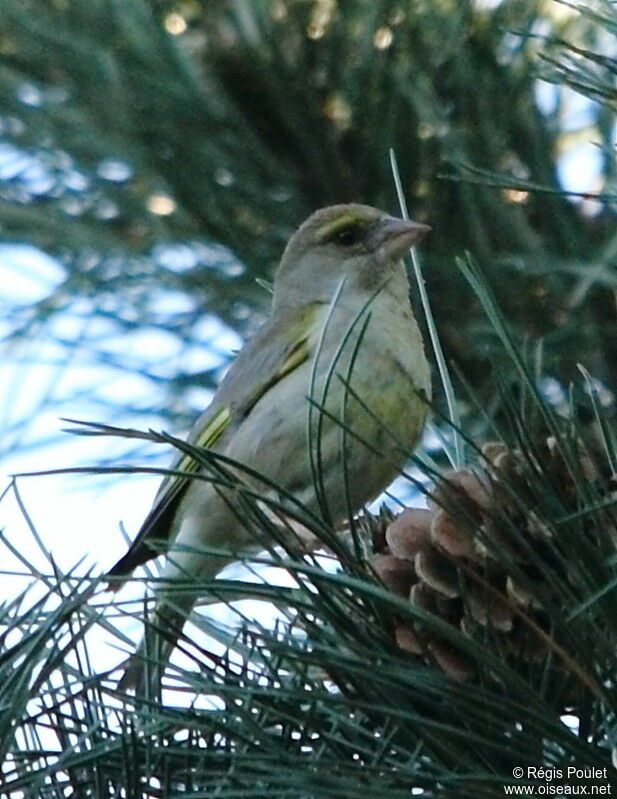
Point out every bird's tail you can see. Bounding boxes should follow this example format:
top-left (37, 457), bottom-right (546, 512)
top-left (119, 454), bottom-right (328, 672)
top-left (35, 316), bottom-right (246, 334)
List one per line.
top-left (116, 503), bottom-right (247, 693)
top-left (117, 549), bottom-right (235, 693)
top-left (117, 589), bottom-right (197, 694)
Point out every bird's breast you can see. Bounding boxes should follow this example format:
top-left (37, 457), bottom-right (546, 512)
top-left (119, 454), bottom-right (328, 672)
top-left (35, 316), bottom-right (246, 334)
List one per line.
top-left (224, 284), bottom-right (430, 521)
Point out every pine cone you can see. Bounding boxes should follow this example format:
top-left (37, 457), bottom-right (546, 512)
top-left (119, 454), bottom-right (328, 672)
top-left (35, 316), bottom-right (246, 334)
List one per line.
top-left (370, 437), bottom-right (610, 685)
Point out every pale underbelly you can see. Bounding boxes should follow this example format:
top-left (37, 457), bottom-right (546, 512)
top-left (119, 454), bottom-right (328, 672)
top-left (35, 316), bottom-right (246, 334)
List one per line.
top-left (224, 345), bottom-right (428, 524)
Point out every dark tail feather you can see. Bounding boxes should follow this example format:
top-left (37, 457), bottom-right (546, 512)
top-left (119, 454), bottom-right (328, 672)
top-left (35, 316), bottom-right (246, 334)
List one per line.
top-left (117, 595), bottom-right (195, 694)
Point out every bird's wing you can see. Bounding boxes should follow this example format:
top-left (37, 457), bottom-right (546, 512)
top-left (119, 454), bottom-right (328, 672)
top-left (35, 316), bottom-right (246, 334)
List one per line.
top-left (106, 303), bottom-right (321, 586)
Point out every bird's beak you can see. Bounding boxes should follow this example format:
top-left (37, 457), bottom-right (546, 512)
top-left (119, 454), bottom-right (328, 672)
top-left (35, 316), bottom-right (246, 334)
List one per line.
top-left (379, 217), bottom-right (432, 260)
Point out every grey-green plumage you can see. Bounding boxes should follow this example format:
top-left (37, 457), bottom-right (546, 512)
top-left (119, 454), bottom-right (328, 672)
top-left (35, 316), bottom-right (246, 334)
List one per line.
top-left (110, 204), bottom-right (431, 690)
top-left (107, 307), bottom-right (316, 580)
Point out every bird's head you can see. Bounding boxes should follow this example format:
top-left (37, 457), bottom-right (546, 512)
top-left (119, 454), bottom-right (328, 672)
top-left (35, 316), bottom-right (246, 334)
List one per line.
top-left (273, 204), bottom-right (430, 310)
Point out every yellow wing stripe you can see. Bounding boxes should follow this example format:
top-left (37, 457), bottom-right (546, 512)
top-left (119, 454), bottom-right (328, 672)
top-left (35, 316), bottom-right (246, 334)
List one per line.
top-left (242, 335), bottom-right (311, 416)
top-left (278, 336), bottom-right (310, 379)
top-left (173, 333), bottom-right (309, 477)
top-left (195, 406), bottom-right (232, 448)
top-left (173, 406), bottom-right (232, 475)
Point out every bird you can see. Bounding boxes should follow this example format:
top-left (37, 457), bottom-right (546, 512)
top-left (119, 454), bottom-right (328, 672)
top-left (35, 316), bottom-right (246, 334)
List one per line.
top-left (109, 203), bottom-right (431, 690)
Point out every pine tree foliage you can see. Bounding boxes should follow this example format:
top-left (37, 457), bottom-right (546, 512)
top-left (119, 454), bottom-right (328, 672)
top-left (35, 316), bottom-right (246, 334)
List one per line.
top-left (0, 0), bottom-right (614, 442)
top-left (1, 0), bottom-right (617, 796)
top-left (3, 323), bottom-right (617, 795)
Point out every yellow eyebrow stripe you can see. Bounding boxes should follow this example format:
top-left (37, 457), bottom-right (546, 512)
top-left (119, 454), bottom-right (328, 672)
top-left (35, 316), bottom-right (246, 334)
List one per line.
top-left (318, 212), bottom-right (367, 241)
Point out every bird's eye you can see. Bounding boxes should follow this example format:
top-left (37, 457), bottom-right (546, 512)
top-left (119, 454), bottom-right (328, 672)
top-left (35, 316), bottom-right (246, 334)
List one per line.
top-left (332, 225), bottom-right (362, 247)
